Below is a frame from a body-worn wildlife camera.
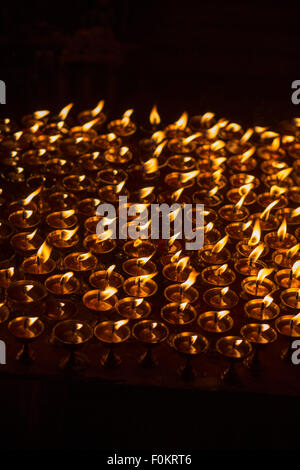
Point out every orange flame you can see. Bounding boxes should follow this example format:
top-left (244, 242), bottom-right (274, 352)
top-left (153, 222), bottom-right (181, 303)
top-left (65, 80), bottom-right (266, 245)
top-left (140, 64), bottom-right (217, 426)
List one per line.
top-left (143, 158), bottom-right (159, 174)
top-left (172, 188), bottom-right (184, 202)
top-left (36, 241), bottom-right (52, 263)
top-left (26, 229), bottom-right (38, 241)
top-left (60, 272), bottom-right (74, 284)
top-left (149, 105), bottom-right (161, 125)
top-left (180, 170), bottom-right (199, 183)
top-left (22, 186), bottom-right (43, 205)
top-left (248, 243), bottom-right (264, 263)
top-left (277, 217), bottom-right (287, 241)
top-left (240, 128), bottom-right (253, 145)
top-left (82, 118), bottom-right (100, 132)
top-left (138, 187), bottom-right (154, 199)
top-left (256, 268), bottom-right (273, 285)
top-left (181, 270), bottom-right (198, 289)
top-left (59, 103), bottom-right (74, 120)
top-left (174, 112), bottom-right (188, 130)
top-left (260, 200), bottom-right (279, 221)
top-left (77, 253), bottom-right (92, 263)
top-left (60, 226), bottom-right (79, 241)
top-left (221, 287), bottom-right (229, 297)
top-left (33, 110), bottom-right (50, 119)
top-left (153, 140), bottom-right (167, 158)
top-left (262, 295), bottom-right (273, 308)
top-left (98, 287), bottom-right (118, 301)
top-left (211, 235), bottom-right (228, 253)
top-left (271, 137), bottom-right (280, 151)
top-left (215, 264), bottom-right (228, 276)
top-left (249, 219), bottom-right (261, 245)
top-left (292, 261), bottom-right (300, 278)
top-left (176, 257), bottom-right (190, 272)
top-left (90, 99), bottom-right (105, 117)
top-left (121, 109), bottom-right (134, 127)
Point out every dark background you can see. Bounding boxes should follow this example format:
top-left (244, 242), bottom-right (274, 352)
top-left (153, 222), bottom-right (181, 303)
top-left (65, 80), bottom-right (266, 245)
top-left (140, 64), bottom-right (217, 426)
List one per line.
top-left (0, 0), bottom-right (299, 127)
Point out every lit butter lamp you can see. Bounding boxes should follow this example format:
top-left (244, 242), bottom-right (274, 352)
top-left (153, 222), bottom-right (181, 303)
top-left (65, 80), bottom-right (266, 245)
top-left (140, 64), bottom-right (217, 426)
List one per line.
top-left (76, 198), bottom-right (101, 219)
top-left (7, 280), bottom-right (47, 314)
top-left (167, 133), bottom-right (201, 154)
top-left (77, 99), bottom-right (106, 125)
top-left (107, 109), bottom-right (136, 137)
top-left (276, 207), bottom-right (300, 227)
top-left (8, 316), bottom-right (44, 363)
top-left (98, 180), bottom-right (129, 203)
top-left (83, 232), bottom-right (117, 256)
top-left (198, 310), bottom-right (233, 335)
top-left (235, 219), bottom-right (269, 259)
top-left (89, 265), bottom-right (124, 290)
top-left (53, 320), bottom-right (93, 370)
top-left (203, 286), bottom-right (239, 309)
top-left (80, 152), bottom-right (105, 173)
top-left (94, 319), bottom-right (131, 367)
top-left (164, 271), bottom-right (199, 304)
top-left (161, 301), bottom-right (197, 327)
top-left (257, 135), bottom-right (286, 160)
top-left (234, 244), bottom-right (267, 276)
top-left (201, 263), bottom-right (235, 287)
top-left (9, 209), bottom-right (40, 232)
top-left (123, 273), bottom-right (158, 298)
top-left (198, 235), bottom-right (230, 265)
top-left (228, 147), bottom-right (257, 172)
top-left (62, 174), bottom-right (92, 194)
top-left (11, 228), bottom-right (43, 257)
top-left (218, 194), bottom-right (250, 223)
top-left (216, 336), bottom-right (252, 385)
top-left (226, 128), bottom-right (253, 154)
top-left (225, 220), bottom-right (253, 242)
top-left (227, 183), bottom-right (256, 206)
top-left (244, 295), bottom-right (280, 321)
top-left (202, 223), bottom-right (221, 246)
top-left (0, 266), bottom-right (15, 289)
top-left (193, 186), bottom-right (224, 208)
top-left (47, 227), bottom-right (80, 271)
top-left (45, 272), bottom-right (80, 297)
top-left (170, 332), bottom-right (208, 380)
top-left (275, 261), bottom-right (300, 289)
top-left (6, 185), bottom-right (41, 216)
top-left (122, 256), bottom-right (157, 277)
top-left (47, 191), bottom-right (78, 212)
top-left (257, 185), bottom-right (288, 211)
top-left (116, 297), bottom-right (151, 320)
top-left (241, 268), bottom-right (275, 298)
top-left (162, 256), bottom-right (192, 283)
top-left (272, 243), bottom-right (300, 269)
top-left (264, 217), bottom-right (297, 250)
top-left (93, 132), bottom-right (122, 152)
top-left (83, 287), bottom-right (118, 314)
top-left (264, 167), bottom-right (293, 189)
top-left (165, 169), bottom-right (199, 190)
top-left (22, 241), bottom-right (56, 279)
top-left (248, 201), bottom-right (280, 232)
top-left (69, 118), bottom-right (100, 142)
top-left (132, 320), bottom-right (169, 368)
top-left (44, 299), bottom-right (77, 322)
top-left (240, 323), bottom-right (277, 376)
top-left (123, 238), bottom-right (156, 259)
top-left (164, 112), bottom-right (190, 139)
top-left (229, 173), bottom-right (259, 189)
top-left (280, 288), bottom-right (300, 312)
top-left (46, 210), bottom-right (78, 230)
top-left (104, 146), bottom-right (132, 165)
top-left (275, 313), bottom-right (300, 362)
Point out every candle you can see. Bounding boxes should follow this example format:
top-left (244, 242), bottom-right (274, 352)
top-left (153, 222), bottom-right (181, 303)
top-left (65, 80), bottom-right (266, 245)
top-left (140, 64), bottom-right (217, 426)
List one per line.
top-left (198, 310), bottom-right (233, 333)
top-left (244, 296), bottom-right (279, 321)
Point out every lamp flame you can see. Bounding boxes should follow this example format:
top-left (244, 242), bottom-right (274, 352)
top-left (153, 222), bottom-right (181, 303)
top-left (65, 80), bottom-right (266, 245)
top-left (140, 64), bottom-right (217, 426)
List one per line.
top-left (149, 105), bottom-right (161, 125)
